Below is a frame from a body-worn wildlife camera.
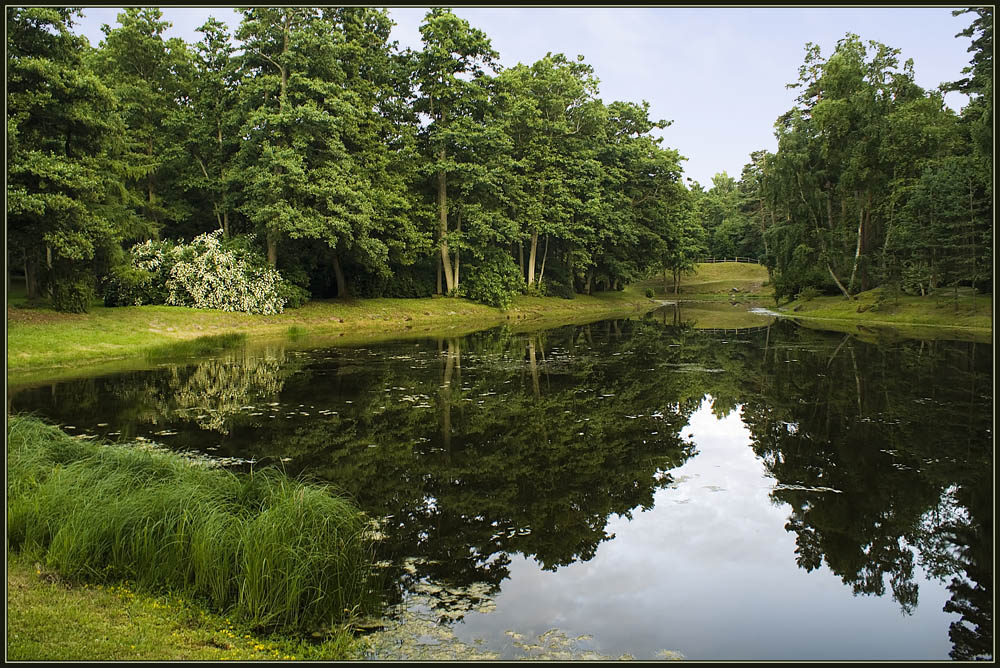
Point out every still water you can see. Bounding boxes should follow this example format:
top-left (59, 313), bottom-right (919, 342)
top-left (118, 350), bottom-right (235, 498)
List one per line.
top-left (8, 308), bottom-right (993, 661)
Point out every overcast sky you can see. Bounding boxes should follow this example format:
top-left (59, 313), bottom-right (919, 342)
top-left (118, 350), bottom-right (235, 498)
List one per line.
top-left (70, 6), bottom-right (976, 188)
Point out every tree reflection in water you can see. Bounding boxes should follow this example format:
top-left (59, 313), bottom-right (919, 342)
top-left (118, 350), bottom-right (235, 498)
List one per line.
top-left (8, 317), bottom-right (992, 659)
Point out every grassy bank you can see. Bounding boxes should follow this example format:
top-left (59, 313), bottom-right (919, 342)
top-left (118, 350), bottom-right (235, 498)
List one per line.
top-left (7, 287), bottom-right (655, 379)
top-left (636, 261), bottom-right (773, 300)
top-left (7, 416), bottom-right (381, 658)
top-left (7, 552), bottom-right (358, 661)
top-left (776, 287), bottom-right (992, 341)
top-left (7, 264), bottom-right (991, 382)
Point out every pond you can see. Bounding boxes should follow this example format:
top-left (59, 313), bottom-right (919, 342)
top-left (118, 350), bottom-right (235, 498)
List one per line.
top-left (7, 306), bottom-right (993, 661)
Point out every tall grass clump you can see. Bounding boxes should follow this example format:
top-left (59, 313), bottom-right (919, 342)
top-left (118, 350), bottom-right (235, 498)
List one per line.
top-left (7, 416), bottom-right (382, 634)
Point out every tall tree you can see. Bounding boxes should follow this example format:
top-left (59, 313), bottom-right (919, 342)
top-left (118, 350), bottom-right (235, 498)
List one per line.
top-left (233, 8), bottom-right (414, 298)
top-left (166, 16), bottom-right (241, 240)
top-left (413, 8), bottom-right (498, 295)
top-left (7, 7), bottom-right (128, 310)
top-left (91, 8), bottom-right (192, 240)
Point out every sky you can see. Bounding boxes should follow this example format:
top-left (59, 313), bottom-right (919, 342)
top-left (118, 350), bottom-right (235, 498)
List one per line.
top-left (69, 6), bottom-right (977, 188)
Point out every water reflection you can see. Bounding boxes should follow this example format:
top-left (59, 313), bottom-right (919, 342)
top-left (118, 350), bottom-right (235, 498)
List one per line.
top-left (7, 316), bottom-right (992, 660)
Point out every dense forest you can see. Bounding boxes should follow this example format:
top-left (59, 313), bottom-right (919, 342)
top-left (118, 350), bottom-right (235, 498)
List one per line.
top-left (6, 7), bottom-right (992, 313)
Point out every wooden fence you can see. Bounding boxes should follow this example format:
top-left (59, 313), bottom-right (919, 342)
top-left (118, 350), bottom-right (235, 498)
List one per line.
top-left (696, 257), bottom-right (762, 265)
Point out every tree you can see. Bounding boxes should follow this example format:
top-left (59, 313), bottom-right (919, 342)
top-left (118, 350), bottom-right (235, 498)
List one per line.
top-left (762, 32), bottom-right (980, 302)
top-left (90, 8), bottom-right (193, 241)
top-left (413, 8), bottom-right (498, 296)
top-left (942, 7), bottom-right (993, 164)
top-left (233, 8), bottom-right (415, 298)
top-left (166, 16), bottom-right (241, 240)
top-left (7, 7), bottom-right (128, 310)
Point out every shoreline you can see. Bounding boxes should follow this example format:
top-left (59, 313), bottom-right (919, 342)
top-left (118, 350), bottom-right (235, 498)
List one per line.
top-left (8, 270), bottom-right (992, 385)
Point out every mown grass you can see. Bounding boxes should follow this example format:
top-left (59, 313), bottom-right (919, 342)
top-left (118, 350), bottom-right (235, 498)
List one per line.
top-left (7, 287), bottom-right (654, 379)
top-left (636, 262), bottom-right (773, 299)
top-left (7, 416), bottom-right (382, 637)
top-left (7, 552), bottom-right (358, 661)
top-left (777, 286), bottom-right (992, 340)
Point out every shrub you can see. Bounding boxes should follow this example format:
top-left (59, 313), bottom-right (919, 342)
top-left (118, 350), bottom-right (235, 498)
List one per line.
top-left (463, 250), bottom-right (525, 309)
top-left (50, 274), bottom-right (95, 313)
top-left (644, 287), bottom-right (656, 298)
top-left (276, 281), bottom-right (310, 309)
top-left (796, 286), bottom-right (821, 302)
top-left (103, 263), bottom-right (161, 307)
top-left (107, 232), bottom-right (292, 315)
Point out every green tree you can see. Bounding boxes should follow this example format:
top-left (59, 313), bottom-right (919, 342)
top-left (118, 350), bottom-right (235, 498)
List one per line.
top-left (166, 16), bottom-right (241, 240)
top-left (90, 8), bottom-right (192, 240)
top-left (413, 8), bottom-right (498, 296)
top-left (233, 8), bottom-right (416, 298)
top-left (7, 7), bottom-right (128, 310)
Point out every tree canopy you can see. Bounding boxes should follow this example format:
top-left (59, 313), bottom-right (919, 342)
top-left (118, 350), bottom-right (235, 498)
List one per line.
top-left (7, 7), bottom-right (991, 311)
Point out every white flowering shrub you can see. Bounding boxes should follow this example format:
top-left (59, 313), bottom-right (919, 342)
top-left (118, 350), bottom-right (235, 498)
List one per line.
top-left (106, 231), bottom-right (291, 315)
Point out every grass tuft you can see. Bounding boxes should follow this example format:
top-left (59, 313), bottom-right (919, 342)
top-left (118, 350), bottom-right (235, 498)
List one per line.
top-left (7, 415), bottom-right (382, 635)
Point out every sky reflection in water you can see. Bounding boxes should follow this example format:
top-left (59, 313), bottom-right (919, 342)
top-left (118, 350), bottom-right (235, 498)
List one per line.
top-left (450, 399), bottom-right (954, 661)
top-left (8, 319), bottom-right (989, 661)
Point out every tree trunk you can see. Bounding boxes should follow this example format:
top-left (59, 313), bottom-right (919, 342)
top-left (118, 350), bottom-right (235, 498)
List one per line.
top-left (267, 231), bottom-right (278, 268)
top-left (860, 192), bottom-right (872, 291)
top-left (663, 268), bottom-right (669, 295)
top-left (566, 250), bottom-right (575, 293)
top-left (847, 191), bottom-right (864, 294)
top-left (24, 252), bottom-right (40, 301)
top-left (454, 206), bottom-right (460, 291)
top-left (518, 242), bottom-right (525, 280)
top-left (537, 235), bottom-right (549, 286)
top-left (437, 148), bottom-right (455, 294)
top-left (828, 263), bottom-right (852, 300)
top-left (331, 252), bottom-right (349, 298)
top-left (436, 252), bottom-right (442, 295)
top-left (673, 268), bottom-right (680, 294)
top-left (527, 229), bottom-right (538, 287)
top-left (584, 269), bottom-right (593, 295)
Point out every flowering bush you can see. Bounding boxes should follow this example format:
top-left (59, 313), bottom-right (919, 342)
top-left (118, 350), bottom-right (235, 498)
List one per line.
top-left (105, 231), bottom-right (294, 315)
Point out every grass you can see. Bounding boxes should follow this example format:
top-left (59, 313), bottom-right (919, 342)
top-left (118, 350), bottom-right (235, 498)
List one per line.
top-left (636, 262), bottom-right (773, 300)
top-left (776, 286), bottom-right (992, 341)
top-left (7, 264), bottom-right (991, 383)
top-left (7, 283), bottom-right (655, 380)
top-left (649, 300), bottom-right (777, 330)
top-left (7, 552), bottom-right (358, 661)
top-left (7, 415), bottom-right (383, 637)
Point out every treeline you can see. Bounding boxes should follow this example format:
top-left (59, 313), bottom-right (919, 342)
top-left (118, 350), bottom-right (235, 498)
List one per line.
top-left (690, 8), bottom-right (993, 303)
top-left (7, 7), bottom-right (701, 312)
top-left (7, 8), bottom-right (991, 313)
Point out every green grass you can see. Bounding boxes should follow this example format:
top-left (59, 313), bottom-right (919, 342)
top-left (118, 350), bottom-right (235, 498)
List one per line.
top-left (8, 265), bottom-right (990, 382)
top-left (650, 301), bottom-right (777, 330)
top-left (777, 286), bottom-right (992, 340)
top-left (636, 262), bottom-right (773, 299)
top-left (7, 552), bottom-right (358, 661)
top-left (7, 415), bottom-right (382, 636)
top-left (7, 287), bottom-right (655, 379)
